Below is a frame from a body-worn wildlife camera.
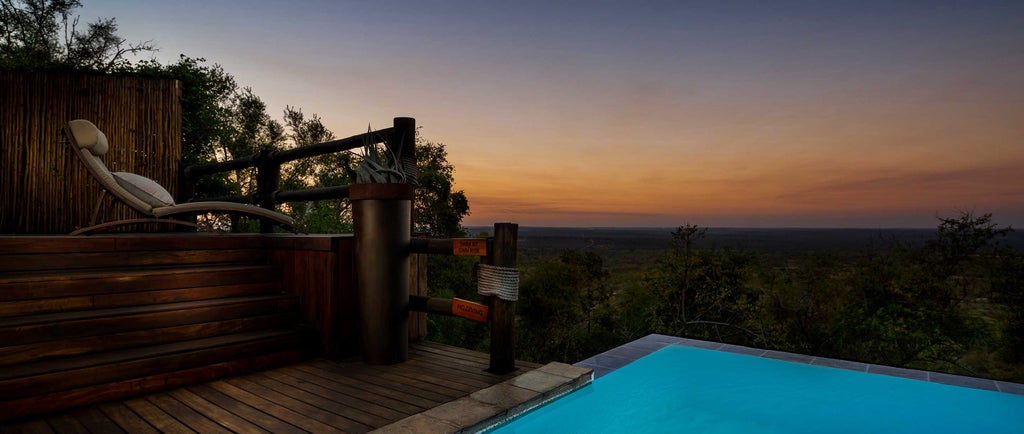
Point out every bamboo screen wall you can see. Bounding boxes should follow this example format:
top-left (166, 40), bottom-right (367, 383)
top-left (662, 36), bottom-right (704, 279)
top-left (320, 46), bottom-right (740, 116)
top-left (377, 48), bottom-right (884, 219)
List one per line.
top-left (0, 70), bottom-right (182, 234)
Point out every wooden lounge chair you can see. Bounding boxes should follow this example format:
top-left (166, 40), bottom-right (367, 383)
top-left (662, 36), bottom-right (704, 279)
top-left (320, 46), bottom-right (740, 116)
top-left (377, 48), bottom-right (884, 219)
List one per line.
top-left (64, 119), bottom-right (296, 235)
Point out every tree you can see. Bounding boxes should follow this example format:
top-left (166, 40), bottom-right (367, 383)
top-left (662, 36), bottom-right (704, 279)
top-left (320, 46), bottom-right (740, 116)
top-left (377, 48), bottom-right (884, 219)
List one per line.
top-left (645, 224), bottom-right (765, 345)
top-left (131, 56), bottom-right (237, 168)
top-left (414, 136), bottom-right (469, 237)
top-left (278, 106), bottom-right (356, 234)
top-left (3, 0), bottom-right (473, 236)
top-left (0, 0), bottom-right (153, 71)
top-left (514, 250), bottom-right (615, 362)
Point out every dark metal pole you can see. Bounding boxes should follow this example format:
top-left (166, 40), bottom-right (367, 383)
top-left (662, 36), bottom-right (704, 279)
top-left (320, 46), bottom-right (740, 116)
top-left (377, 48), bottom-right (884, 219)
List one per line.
top-left (352, 183), bottom-right (414, 364)
top-left (488, 222), bottom-right (518, 373)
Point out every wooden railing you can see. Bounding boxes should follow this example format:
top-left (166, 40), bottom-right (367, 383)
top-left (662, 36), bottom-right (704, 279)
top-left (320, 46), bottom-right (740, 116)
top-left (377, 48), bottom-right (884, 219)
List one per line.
top-left (408, 224), bottom-right (520, 373)
top-left (180, 117), bottom-right (416, 232)
top-left (180, 116), bottom-right (518, 373)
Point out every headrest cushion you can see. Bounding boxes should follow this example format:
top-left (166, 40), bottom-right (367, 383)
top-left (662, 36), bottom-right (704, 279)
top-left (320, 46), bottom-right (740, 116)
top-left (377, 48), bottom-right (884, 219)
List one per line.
top-left (68, 119), bottom-right (109, 155)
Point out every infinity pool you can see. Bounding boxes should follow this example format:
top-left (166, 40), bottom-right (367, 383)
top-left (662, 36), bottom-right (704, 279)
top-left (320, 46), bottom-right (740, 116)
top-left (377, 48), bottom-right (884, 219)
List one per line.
top-left (491, 345), bottom-right (1024, 433)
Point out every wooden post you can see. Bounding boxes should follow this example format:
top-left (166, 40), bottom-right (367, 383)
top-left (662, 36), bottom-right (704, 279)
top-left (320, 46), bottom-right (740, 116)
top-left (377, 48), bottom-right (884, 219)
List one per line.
top-left (255, 149), bottom-right (280, 233)
top-left (487, 222), bottom-right (518, 373)
top-left (176, 166), bottom-right (197, 231)
top-left (391, 117), bottom-right (417, 187)
top-left (408, 251), bottom-right (428, 342)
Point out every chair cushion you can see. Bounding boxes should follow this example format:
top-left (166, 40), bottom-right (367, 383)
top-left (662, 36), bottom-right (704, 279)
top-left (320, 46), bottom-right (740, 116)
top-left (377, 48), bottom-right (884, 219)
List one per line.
top-left (112, 172), bottom-right (175, 207)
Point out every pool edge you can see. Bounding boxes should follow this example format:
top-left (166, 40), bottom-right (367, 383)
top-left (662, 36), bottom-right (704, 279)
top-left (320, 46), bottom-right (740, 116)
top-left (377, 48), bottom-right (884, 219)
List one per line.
top-left (575, 333), bottom-right (1024, 396)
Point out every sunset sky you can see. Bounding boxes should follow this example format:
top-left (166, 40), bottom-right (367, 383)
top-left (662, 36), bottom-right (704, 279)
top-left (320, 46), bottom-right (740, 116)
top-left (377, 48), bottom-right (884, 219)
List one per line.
top-left (82, 1), bottom-right (1023, 228)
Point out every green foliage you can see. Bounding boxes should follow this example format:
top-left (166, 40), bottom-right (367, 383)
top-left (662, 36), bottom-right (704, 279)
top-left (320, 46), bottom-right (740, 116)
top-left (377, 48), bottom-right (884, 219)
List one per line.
top-left (0, 0), bottom-right (153, 71)
top-left (277, 106), bottom-right (356, 233)
top-left (516, 250), bottom-right (617, 362)
top-left (646, 235), bottom-right (764, 345)
top-left (424, 255), bottom-right (489, 351)
top-left (131, 56), bottom-right (237, 168)
top-left (482, 213), bottom-right (1023, 382)
top-left (414, 137), bottom-right (469, 237)
top-left (991, 252), bottom-right (1024, 362)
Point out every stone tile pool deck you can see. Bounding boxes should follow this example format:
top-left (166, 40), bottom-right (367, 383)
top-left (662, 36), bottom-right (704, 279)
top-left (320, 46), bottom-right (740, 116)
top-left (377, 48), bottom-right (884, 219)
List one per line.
top-left (575, 333), bottom-right (1024, 395)
top-left (373, 362), bottom-right (593, 433)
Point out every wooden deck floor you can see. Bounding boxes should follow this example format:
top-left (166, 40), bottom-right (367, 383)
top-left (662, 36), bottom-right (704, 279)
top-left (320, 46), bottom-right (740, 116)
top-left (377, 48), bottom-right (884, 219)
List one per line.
top-left (0, 342), bottom-right (541, 433)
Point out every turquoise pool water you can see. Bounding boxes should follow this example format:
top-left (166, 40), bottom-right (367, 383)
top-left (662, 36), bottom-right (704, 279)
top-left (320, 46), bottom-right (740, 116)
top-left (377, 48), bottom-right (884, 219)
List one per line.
top-left (492, 345), bottom-right (1024, 433)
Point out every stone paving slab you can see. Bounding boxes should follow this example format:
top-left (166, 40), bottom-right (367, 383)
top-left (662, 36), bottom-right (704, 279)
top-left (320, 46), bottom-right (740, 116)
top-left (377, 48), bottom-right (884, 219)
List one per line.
top-left (372, 362), bottom-right (593, 434)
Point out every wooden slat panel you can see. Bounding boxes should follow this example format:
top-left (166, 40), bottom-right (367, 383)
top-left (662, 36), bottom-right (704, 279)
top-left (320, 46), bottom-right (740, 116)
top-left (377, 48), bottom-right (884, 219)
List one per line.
top-left (0, 295), bottom-right (296, 346)
top-left (0, 265), bottom-right (278, 301)
top-left (0, 235), bottom-right (266, 255)
top-left (0, 329), bottom-right (305, 398)
top-left (0, 71), bottom-right (181, 235)
top-left (0, 313), bottom-right (297, 366)
top-left (0, 350), bottom-right (305, 422)
top-left (0, 249), bottom-right (266, 273)
top-left (0, 282), bottom-right (282, 317)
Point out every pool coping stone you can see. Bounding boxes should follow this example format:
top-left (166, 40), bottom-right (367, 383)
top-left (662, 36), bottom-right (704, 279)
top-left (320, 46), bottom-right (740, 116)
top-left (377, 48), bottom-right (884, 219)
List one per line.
top-left (574, 333), bottom-right (1024, 396)
top-left (370, 362), bottom-right (593, 434)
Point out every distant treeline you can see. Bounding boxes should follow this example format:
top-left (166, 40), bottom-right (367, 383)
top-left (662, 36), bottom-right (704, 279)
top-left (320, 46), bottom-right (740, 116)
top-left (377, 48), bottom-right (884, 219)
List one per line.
top-left (443, 214), bottom-right (1024, 383)
top-left (467, 226), bottom-right (1024, 256)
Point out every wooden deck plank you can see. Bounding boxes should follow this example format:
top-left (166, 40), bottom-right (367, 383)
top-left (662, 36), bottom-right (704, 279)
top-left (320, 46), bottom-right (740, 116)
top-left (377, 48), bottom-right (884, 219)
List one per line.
top-left (41, 414), bottom-right (87, 434)
top-left (145, 394), bottom-right (231, 434)
top-left (69, 407), bottom-right (126, 434)
top-left (122, 398), bottom-right (195, 434)
top-left (415, 340), bottom-right (545, 369)
top-left (274, 365), bottom-right (428, 413)
top-left (286, 364), bottom-right (438, 410)
top-left (96, 402), bottom-right (159, 434)
top-left (357, 362), bottom-right (485, 394)
top-left (405, 352), bottom-right (516, 386)
top-left (0, 343), bottom-right (541, 433)
top-left (207, 380), bottom-right (347, 434)
top-left (2, 419), bottom-right (53, 434)
top-left (187, 384), bottom-right (306, 434)
top-left (168, 388), bottom-right (271, 434)
top-left (245, 373), bottom-right (399, 428)
top-left (226, 376), bottom-right (376, 432)
top-left (310, 361), bottom-right (464, 402)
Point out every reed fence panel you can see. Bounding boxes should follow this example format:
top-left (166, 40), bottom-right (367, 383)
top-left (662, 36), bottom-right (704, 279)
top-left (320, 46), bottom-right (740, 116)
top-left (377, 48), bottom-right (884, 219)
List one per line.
top-left (1, 70), bottom-right (181, 234)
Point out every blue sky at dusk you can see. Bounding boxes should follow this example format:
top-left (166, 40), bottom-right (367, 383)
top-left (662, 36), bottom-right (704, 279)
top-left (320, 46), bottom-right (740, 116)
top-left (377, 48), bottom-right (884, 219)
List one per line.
top-left (81, 0), bottom-right (1024, 228)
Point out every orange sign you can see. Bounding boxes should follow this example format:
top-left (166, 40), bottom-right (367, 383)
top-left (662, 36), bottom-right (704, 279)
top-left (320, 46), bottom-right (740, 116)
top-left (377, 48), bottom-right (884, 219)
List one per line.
top-left (453, 239), bottom-right (487, 256)
top-left (452, 298), bottom-right (489, 323)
